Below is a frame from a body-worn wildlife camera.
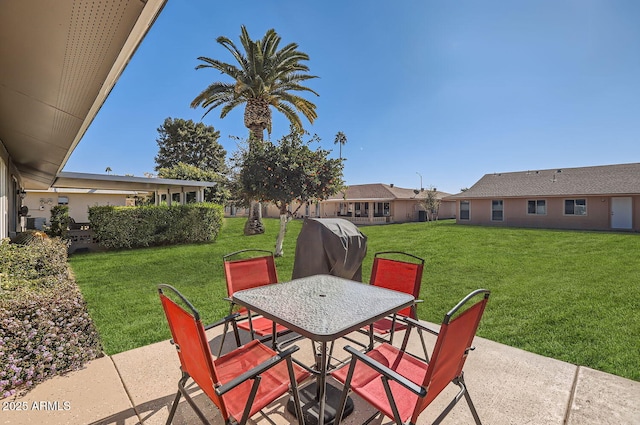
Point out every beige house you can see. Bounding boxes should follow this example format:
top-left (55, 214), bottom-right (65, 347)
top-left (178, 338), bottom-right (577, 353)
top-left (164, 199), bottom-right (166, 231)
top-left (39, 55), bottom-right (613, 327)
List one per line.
top-left (24, 188), bottom-right (138, 229)
top-left (445, 163), bottom-right (640, 232)
top-left (226, 184), bottom-right (455, 225)
top-left (321, 184), bottom-right (455, 224)
top-left (23, 171), bottom-right (216, 230)
top-left (0, 1), bottom-right (167, 239)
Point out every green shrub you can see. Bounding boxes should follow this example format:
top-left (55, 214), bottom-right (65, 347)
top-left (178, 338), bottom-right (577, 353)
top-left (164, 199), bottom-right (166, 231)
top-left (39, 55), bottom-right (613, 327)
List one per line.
top-left (88, 203), bottom-right (224, 250)
top-left (0, 238), bottom-right (102, 398)
top-left (46, 205), bottom-right (70, 239)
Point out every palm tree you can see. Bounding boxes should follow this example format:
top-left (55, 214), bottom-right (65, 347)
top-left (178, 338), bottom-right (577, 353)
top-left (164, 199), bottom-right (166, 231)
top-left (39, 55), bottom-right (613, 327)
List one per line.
top-left (334, 131), bottom-right (347, 159)
top-left (105, 166), bottom-right (112, 175)
top-left (191, 26), bottom-right (319, 235)
top-left (191, 25), bottom-right (318, 142)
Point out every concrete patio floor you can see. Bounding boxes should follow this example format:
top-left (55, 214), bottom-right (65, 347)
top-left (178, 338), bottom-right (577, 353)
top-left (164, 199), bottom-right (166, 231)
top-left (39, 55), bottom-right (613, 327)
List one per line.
top-left (2, 322), bottom-right (639, 425)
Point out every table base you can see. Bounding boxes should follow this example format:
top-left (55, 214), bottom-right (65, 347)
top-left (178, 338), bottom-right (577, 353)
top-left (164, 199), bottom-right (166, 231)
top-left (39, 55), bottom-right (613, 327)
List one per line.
top-left (287, 382), bottom-right (354, 425)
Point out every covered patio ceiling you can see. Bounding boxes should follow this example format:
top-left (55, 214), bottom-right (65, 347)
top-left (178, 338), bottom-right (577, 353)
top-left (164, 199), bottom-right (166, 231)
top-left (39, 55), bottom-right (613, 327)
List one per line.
top-left (53, 172), bottom-right (215, 193)
top-left (0, 0), bottom-right (167, 190)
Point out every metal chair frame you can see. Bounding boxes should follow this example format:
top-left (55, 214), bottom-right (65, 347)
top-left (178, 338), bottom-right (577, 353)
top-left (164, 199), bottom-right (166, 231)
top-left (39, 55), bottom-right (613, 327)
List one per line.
top-left (220, 249), bottom-right (289, 353)
top-left (158, 284), bottom-right (306, 425)
top-left (333, 289), bottom-right (490, 425)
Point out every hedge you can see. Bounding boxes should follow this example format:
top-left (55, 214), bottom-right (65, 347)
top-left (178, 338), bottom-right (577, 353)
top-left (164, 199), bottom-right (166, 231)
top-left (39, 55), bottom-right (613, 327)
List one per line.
top-left (88, 203), bottom-right (224, 250)
top-left (0, 237), bottom-right (102, 398)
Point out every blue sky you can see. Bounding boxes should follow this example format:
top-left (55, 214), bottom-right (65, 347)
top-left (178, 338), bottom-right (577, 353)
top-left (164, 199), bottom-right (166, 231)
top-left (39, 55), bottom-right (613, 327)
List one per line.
top-left (63, 0), bottom-right (640, 194)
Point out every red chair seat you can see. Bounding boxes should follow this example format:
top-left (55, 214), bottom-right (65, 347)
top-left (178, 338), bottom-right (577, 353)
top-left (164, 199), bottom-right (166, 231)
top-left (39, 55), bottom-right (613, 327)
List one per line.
top-left (237, 316), bottom-right (290, 336)
top-left (333, 343), bottom-right (428, 423)
top-left (216, 339), bottom-right (310, 420)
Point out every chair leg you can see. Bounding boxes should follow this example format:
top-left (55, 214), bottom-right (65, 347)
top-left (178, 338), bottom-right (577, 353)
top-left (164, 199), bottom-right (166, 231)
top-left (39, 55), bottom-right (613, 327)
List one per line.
top-left (334, 359), bottom-right (357, 425)
top-left (165, 389), bottom-right (183, 425)
top-left (417, 328), bottom-right (430, 362)
top-left (217, 321), bottom-right (229, 357)
top-left (177, 372), bottom-right (212, 425)
top-left (460, 375), bottom-right (482, 425)
top-left (286, 357), bottom-right (306, 425)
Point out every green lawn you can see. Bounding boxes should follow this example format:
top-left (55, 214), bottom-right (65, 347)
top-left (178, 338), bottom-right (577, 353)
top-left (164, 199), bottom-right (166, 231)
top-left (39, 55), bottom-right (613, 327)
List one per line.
top-left (69, 217), bottom-right (640, 381)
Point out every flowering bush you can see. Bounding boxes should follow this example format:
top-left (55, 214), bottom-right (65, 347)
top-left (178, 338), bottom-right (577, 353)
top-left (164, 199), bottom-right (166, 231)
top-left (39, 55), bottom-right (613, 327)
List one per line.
top-left (0, 238), bottom-right (102, 398)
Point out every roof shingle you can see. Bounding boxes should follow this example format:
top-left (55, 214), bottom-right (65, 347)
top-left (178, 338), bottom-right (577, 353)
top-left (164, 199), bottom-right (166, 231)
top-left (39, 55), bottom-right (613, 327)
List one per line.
top-left (446, 163), bottom-right (640, 199)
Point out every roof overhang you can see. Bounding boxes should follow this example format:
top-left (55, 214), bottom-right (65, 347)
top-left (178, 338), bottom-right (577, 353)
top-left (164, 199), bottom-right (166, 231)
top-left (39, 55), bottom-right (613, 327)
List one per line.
top-left (0, 0), bottom-right (167, 190)
top-left (53, 172), bottom-right (216, 192)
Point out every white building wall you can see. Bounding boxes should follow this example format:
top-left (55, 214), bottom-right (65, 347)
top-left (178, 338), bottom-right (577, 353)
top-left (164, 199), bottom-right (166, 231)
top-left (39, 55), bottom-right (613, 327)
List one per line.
top-left (0, 155), bottom-right (7, 239)
top-left (24, 190), bottom-right (135, 225)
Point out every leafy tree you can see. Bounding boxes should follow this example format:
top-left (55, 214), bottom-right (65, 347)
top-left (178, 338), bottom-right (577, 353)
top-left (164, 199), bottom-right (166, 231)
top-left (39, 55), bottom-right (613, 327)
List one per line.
top-left (237, 127), bottom-right (344, 256)
top-left (154, 118), bottom-right (227, 173)
top-left (420, 187), bottom-right (442, 221)
top-left (191, 26), bottom-right (319, 235)
top-left (157, 162), bottom-right (230, 205)
top-left (334, 131), bottom-right (347, 159)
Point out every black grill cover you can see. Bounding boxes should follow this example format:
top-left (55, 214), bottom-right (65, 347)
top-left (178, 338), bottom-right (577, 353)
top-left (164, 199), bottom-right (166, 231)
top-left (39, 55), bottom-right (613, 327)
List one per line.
top-left (292, 218), bottom-right (368, 281)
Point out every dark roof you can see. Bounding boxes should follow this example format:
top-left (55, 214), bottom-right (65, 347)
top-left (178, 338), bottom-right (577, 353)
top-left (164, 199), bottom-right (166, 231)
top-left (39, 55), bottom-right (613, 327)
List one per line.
top-left (326, 183), bottom-right (451, 201)
top-left (446, 163), bottom-right (640, 199)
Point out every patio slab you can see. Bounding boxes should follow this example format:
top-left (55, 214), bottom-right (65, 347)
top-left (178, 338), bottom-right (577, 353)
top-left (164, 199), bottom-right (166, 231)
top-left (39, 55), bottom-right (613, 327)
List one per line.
top-left (0, 356), bottom-right (137, 425)
top-left (2, 321), bottom-right (639, 425)
top-left (566, 366), bottom-right (640, 425)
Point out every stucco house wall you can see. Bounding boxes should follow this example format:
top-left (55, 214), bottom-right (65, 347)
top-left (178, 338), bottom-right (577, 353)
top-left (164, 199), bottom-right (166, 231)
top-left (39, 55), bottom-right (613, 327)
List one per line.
top-left (448, 164), bottom-right (640, 232)
top-left (24, 190), bottom-right (137, 227)
top-left (0, 141), bottom-right (24, 238)
top-left (459, 196), bottom-right (624, 230)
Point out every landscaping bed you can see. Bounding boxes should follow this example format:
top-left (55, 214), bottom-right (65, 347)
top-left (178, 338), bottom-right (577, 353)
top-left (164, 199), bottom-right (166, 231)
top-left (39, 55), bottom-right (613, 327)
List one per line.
top-left (0, 235), bottom-right (102, 398)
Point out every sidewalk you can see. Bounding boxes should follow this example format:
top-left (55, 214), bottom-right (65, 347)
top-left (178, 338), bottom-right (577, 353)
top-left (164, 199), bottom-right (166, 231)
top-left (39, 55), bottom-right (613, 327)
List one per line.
top-left (2, 323), bottom-right (639, 425)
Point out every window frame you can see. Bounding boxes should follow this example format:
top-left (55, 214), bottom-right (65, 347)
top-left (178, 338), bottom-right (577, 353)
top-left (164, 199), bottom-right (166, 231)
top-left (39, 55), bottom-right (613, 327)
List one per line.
top-left (491, 200), bottom-right (504, 221)
top-left (527, 199), bottom-right (547, 215)
top-left (459, 200), bottom-right (470, 221)
top-left (564, 199), bottom-right (587, 216)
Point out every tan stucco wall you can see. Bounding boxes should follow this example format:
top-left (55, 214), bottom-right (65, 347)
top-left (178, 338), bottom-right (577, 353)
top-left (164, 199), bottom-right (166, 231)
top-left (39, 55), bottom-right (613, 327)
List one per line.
top-left (24, 192), bottom-right (131, 224)
top-left (456, 196), bottom-right (639, 231)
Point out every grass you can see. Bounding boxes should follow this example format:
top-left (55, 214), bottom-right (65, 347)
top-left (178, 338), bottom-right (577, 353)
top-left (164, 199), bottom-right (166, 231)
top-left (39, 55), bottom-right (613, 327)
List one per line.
top-left (69, 218), bottom-right (640, 381)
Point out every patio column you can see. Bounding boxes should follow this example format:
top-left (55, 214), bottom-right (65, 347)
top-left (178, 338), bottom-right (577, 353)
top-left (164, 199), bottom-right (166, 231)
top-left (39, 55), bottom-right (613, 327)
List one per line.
top-left (166, 189), bottom-right (171, 206)
top-left (369, 202), bottom-right (374, 223)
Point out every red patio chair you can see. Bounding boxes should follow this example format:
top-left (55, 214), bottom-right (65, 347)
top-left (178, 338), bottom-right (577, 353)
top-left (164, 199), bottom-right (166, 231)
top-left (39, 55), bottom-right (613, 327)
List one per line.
top-left (221, 249), bottom-right (290, 352)
top-left (357, 251), bottom-right (429, 358)
top-left (332, 289), bottom-right (490, 425)
top-left (158, 284), bottom-right (309, 425)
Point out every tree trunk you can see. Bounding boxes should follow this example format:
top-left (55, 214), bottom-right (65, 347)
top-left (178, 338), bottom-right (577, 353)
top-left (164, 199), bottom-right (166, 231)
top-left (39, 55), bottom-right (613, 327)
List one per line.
top-left (243, 200), bottom-right (265, 235)
top-left (274, 208), bottom-right (289, 257)
top-left (243, 100), bottom-right (270, 235)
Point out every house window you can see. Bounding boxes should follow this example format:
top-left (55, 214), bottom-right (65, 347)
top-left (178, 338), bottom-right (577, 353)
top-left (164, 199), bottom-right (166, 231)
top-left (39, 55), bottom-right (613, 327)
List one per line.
top-left (565, 199), bottom-right (587, 216)
top-left (460, 201), bottom-right (470, 220)
top-left (383, 202), bottom-right (390, 216)
top-left (57, 196), bottom-right (69, 205)
top-left (492, 200), bottom-right (503, 221)
top-left (527, 200), bottom-right (546, 215)
top-left (355, 202), bottom-right (361, 216)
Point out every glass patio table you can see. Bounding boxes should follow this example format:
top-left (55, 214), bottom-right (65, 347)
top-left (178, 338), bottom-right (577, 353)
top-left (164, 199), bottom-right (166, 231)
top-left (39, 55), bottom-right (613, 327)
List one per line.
top-left (232, 274), bottom-right (415, 425)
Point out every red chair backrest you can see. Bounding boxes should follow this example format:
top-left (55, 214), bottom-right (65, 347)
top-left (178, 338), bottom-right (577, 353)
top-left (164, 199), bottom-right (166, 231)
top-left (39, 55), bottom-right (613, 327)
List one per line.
top-left (159, 292), bottom-right (230, 420)
top-left (412, 292), bottom-right (489, 423)
top-left (370, 253), bottom-right (423, 318)
top-left (223, 252), bottom-right (279, 297)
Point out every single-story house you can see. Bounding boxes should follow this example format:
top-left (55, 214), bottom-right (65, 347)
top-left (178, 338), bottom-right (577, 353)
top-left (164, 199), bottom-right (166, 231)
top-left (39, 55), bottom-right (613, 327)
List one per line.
top-left (321, 184), bottom-right (455, 224)
top-left (24, 172), bottom-right (215, 228)
top-left (0, 0), bottom-right (167, 239)
top-left (225, 184), bottom-right (455, 225)
top-left (445, 163), bottom-right (640, 232)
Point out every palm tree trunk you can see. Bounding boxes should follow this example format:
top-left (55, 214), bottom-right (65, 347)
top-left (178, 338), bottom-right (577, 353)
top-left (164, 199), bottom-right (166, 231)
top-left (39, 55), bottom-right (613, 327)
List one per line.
top-left (243, 130), bottom-right (266, 236)
top-left (244, 200), bottom-right (265, 235)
